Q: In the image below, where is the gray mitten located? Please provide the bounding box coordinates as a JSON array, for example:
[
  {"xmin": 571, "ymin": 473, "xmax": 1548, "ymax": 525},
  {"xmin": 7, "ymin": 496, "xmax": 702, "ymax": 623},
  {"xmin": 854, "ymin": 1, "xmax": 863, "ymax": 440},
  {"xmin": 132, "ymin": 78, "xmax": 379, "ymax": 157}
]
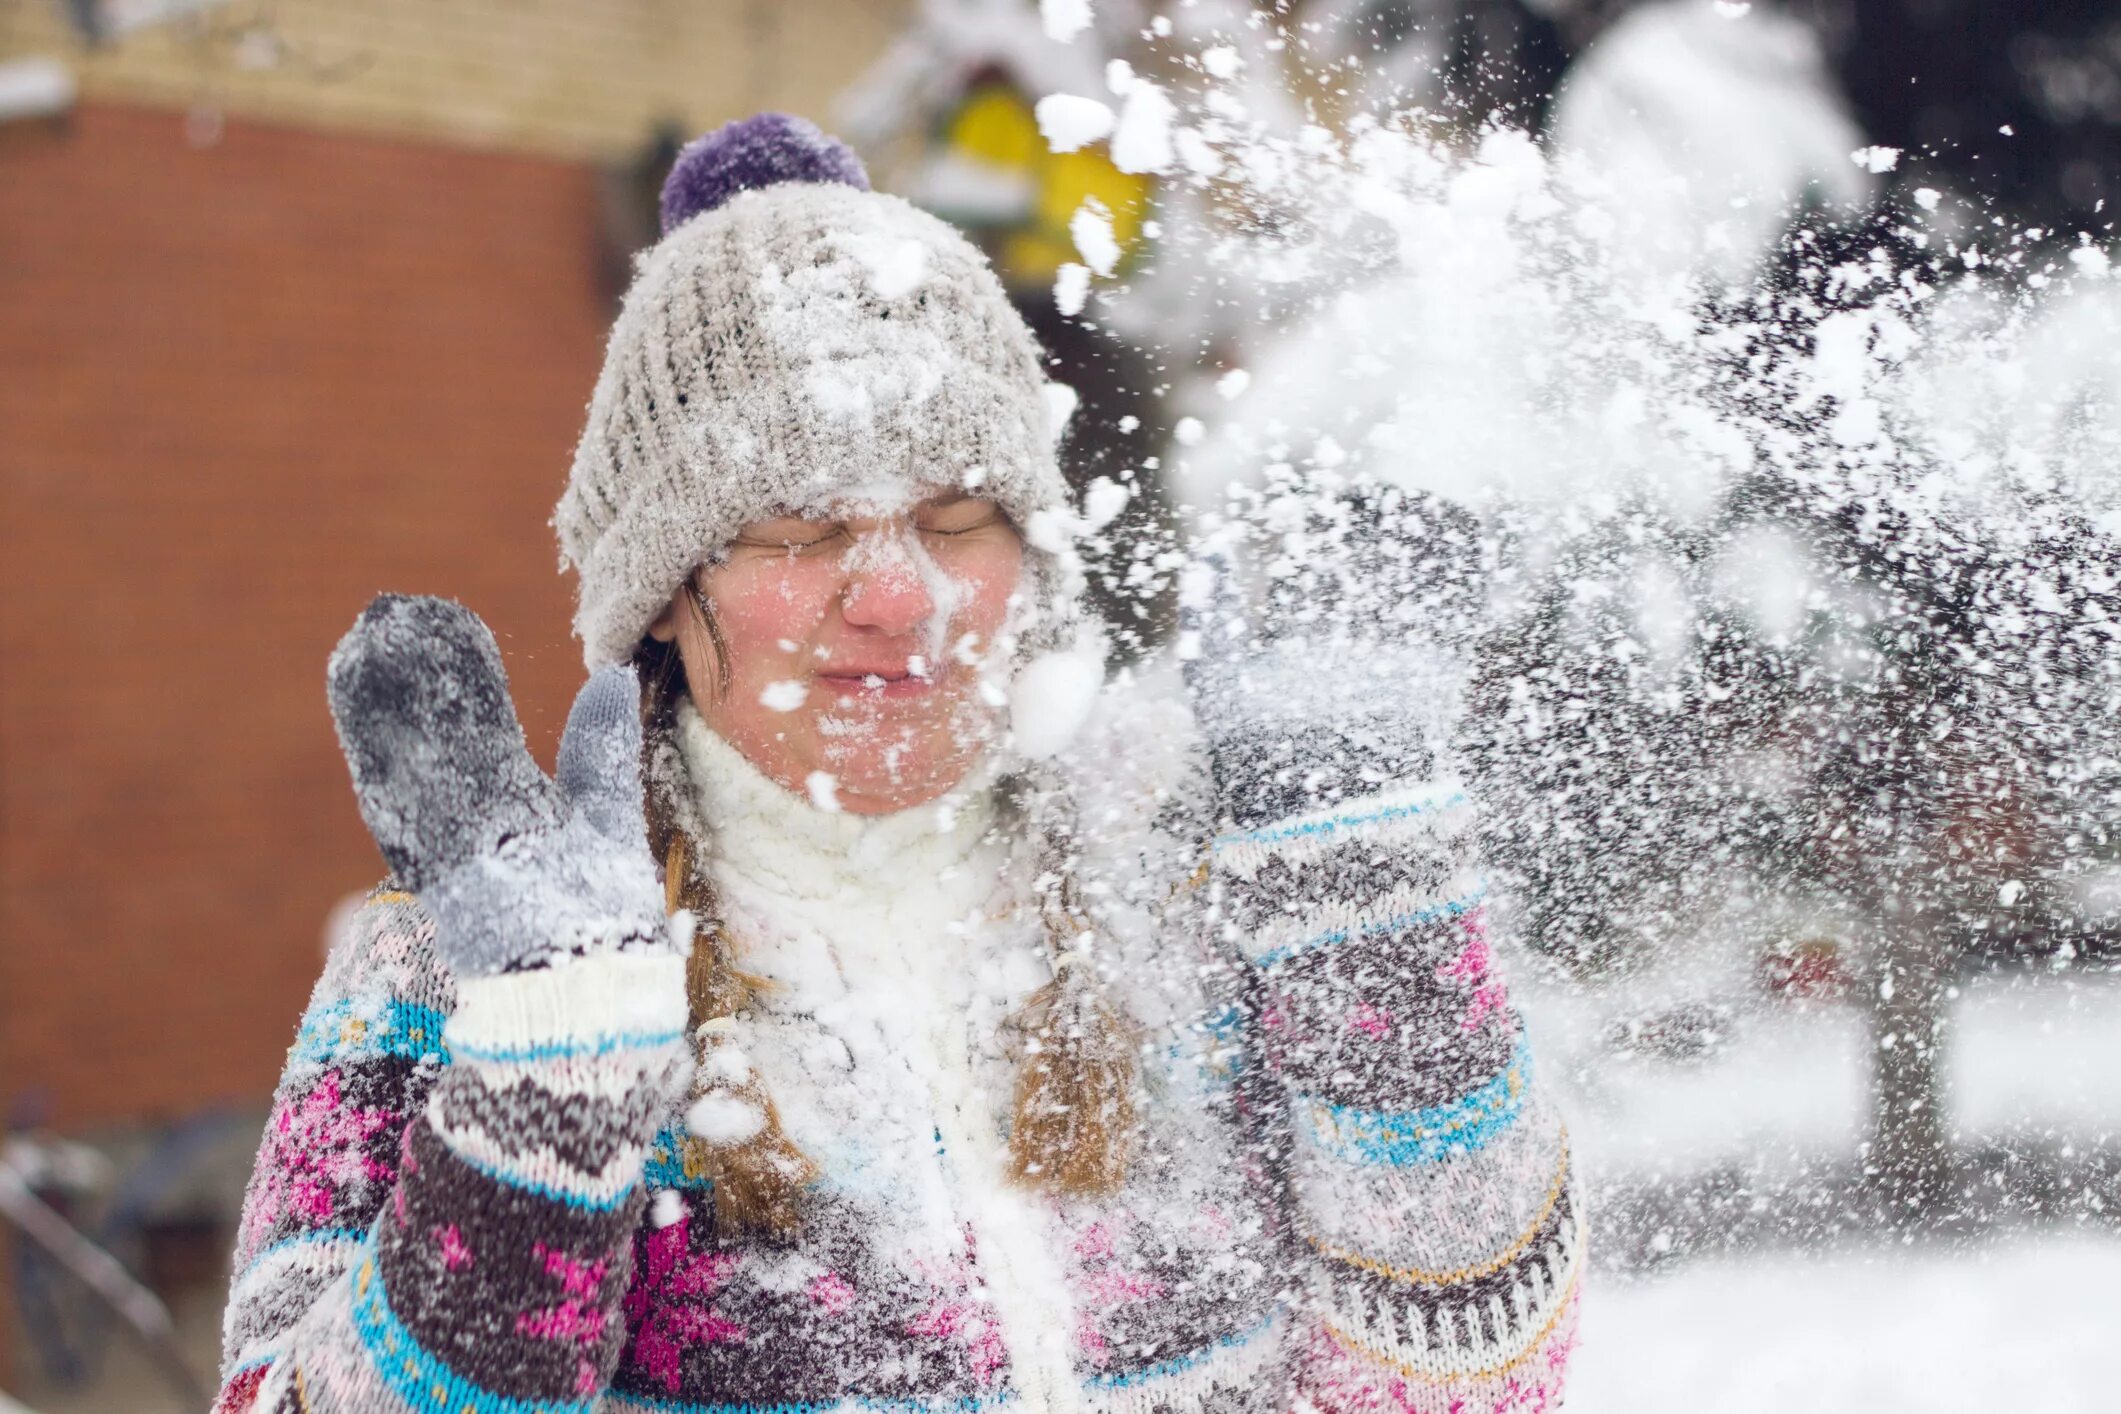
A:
[{"xmin": 326, "ymin": 594, "xmax": 672, "ymax": 977}]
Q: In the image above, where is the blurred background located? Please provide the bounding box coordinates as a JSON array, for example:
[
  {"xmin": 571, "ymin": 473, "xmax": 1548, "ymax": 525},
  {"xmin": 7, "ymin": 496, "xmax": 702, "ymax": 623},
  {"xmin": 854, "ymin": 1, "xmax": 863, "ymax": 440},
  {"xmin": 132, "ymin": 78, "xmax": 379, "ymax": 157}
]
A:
[{"xmin": 2, "ymin": 1, "xmax": 2117, "ymax": 1410}]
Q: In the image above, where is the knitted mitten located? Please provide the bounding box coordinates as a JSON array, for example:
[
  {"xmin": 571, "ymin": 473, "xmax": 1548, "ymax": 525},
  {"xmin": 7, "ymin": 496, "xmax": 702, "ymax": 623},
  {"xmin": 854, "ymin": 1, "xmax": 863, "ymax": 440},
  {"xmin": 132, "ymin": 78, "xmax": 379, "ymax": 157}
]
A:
[
  {"xmin": 225, "ymin": 594, "xmax": 693, "ymax": 1412},
  {"xmin": 1183, "ymin": 486, "xmax": 1457, "ymax": 830},
  {"xmin": 1185, "ymin": 491, "xmax": 1583, "ymax": 1411},
  {"xmin": 327, "ymin": 593, "xmax": 671, "ymax": 974}
]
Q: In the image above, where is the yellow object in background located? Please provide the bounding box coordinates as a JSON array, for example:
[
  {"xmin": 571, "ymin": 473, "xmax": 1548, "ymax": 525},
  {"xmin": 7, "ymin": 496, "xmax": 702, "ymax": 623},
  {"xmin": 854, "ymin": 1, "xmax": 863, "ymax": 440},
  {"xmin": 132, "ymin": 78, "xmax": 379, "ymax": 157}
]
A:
[{"xmin": 938, "ymin": 80, "xmax": 1155, "ymax": 291}]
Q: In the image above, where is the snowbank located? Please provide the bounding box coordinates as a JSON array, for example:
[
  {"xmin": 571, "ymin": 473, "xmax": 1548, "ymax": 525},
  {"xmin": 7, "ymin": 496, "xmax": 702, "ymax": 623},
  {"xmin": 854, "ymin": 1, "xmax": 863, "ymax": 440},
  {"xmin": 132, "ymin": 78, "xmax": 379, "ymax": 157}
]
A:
[{"xmin": 1569, "ymin": 1233, "xmax": 2121, "ymax": 1412}]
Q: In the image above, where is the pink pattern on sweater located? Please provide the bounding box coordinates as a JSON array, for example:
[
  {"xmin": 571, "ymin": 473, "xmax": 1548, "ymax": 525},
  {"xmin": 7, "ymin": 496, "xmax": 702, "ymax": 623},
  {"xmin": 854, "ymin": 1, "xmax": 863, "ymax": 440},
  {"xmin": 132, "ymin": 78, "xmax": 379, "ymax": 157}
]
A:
[
  {"xmin": 519, "ymin": 1243, "xmax": 613, "ymax": 1395},
  {"xmin": 905, "ymin": 1247, "xmax": 1009, "ymax": 1384},
  {"xmin": 432, "ymin": 1223, "xmax": 473, "ymax": 1271},
  {"xmin": 1071, "ymin": 1222, "xmax": 1169, "ymax": 1367},
  {"xmin": 1350, "ymin": 1001, "xmax": 1392, "ymax": 1039},
  {"xmin": 808, "ymin": 1271, "xmax": 856, "ymax": 1314},
  {"xmin": 1300, "ymin": 1284, "xmax": 1580, "ymax": 1414},
  {"xmin": 906, "ymin": 1298, "xmax": 1009, "ymax": 1382},
  {"xmin": 622, "ymin": 1215, "xmax": 748, "ymax": 1393},
  {"xmin": 237, "ymin": 1068, "xmax": 396, "ymax": 1255},
  {"xmin": 1436, "ymin": 914, "xmax": 1510, "ymax": 1034}
]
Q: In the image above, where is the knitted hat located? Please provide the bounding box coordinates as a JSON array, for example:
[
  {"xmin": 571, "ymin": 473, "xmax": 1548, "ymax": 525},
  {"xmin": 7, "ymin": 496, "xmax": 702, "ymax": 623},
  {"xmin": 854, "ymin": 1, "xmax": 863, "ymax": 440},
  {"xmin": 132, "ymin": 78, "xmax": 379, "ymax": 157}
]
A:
[{"xmin": 555, "ymin": 113, "xmax": 1076, "ymax": 669}]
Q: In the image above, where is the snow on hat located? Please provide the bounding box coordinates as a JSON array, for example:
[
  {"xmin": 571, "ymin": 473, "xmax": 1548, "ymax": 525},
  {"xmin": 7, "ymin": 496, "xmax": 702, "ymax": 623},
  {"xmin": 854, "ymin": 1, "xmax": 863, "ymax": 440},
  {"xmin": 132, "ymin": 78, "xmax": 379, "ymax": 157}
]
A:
[{"xmin": 555, "ymin": 112, "xmax": 1078, "ymax": 670}]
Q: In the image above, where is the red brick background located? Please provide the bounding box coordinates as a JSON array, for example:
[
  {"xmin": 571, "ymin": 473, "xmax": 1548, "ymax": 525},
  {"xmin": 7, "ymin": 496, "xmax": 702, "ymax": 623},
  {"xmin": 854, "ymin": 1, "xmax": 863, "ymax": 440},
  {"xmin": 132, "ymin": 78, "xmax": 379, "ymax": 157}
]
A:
[{"xmin": 0, "ymin": 104, "xmax": 609, "ymax": 1128}]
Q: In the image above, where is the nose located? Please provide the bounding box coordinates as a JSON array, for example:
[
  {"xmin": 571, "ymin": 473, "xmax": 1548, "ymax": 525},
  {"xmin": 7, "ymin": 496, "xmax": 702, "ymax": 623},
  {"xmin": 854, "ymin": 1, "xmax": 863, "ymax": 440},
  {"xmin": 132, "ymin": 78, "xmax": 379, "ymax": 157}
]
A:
[{"xmin": 841, "ymin": 554, "xmax": 935, "ymax": 636}]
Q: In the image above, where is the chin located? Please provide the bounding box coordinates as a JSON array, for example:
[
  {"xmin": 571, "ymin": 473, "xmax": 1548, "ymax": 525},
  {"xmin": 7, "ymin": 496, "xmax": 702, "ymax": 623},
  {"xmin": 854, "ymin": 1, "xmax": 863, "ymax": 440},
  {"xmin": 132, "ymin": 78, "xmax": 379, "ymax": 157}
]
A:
[{"xmin": 811, "ymin": 708, "xmax": 995, "ymax": 809}]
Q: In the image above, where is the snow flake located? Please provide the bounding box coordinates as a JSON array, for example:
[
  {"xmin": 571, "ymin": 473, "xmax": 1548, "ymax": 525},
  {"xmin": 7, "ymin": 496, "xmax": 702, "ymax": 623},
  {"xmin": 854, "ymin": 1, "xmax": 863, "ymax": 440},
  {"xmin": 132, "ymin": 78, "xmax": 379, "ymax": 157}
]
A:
[
  {"xmin": 1070, "ymin": 199, "xmax": 1121, "ymax": 276},
  {"xmin": 759, "ymin": 680, "xmax": 807, "ymax": 712},
  {"xmin": 1054, "ymin": 262, "xmax": 1092, "ymax": 317},
  {"xmin": 1111, "ymin": 80, "xmax": 1176, "ymax": 175},
  {"xmin": 1035, "ymin": 94, "xmax": 1115, "ymax": 153},
  {"xmin": 1039, "ymin": 0, "xmax": 1092, "ymax": 44}
]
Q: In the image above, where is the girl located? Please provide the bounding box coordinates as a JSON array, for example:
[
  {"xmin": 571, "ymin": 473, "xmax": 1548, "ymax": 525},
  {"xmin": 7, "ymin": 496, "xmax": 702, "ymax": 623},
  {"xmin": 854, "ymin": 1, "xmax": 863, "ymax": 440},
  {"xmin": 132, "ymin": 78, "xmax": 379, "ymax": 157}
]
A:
[{"xmin": 215, "ymin": 113, "xmax": 1581, "ymax": 1414}]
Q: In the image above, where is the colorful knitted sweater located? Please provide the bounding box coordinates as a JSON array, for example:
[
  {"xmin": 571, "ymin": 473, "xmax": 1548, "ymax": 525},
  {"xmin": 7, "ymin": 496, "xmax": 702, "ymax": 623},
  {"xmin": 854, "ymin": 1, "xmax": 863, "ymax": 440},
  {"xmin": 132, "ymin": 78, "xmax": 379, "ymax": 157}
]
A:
[{"xmin": 217, "ymin": 688, "xmax": 1582, "ymax": 1414}]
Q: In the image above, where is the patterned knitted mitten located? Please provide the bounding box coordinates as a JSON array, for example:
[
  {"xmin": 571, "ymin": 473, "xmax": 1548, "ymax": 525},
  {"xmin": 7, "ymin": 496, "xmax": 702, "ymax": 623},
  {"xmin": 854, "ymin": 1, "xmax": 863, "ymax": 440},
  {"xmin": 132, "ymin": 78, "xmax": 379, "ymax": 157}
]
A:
[{"xmin": 1183, "ymin": 483, "xmax": 1470, "ymax": 829}]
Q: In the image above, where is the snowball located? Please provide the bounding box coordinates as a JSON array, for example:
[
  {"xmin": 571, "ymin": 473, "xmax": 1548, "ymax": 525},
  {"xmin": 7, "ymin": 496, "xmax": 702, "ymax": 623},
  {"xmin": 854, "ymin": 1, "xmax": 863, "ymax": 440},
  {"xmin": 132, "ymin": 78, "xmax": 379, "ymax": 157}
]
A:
[
  {"xmin": 1173, "ymin": 416, "xmax": 1205, "ymax": 446},
  {"xmin": 1216, "ymin": 368, "xmax": 1251, "ymax": 400},
  {"xmin": 1009, "ymin": 641, "xmax": 1106, "ymax": 759},
  {"xmin": 1851, "ymin": 145, "xmax": 1900, "ymax": 174},
  {"xmin": 1054, "ymin": 261, "xmax": 1092, "ymax": 316},
  {"xmin": 1202, "ymin": 45, "xmax": 1242, "ymax": 79},
  {"xmin": 650, "ymin": 1188, "xmax": 685, "ymax": 1228},
  {"xmin": 1913, "ymin": 187, "xmax": 1942, "ymax": 210},
  {"xmin": 1035, "ymin": 94, "xmax": 1115, "ymax": 154},
  {"xmin": 1023, "ymin": 508, "xmax": 1076, "ymax": 555},
  {"xmin": 1105, "ymin": 59, "xmax": 1135, "ymax": 96},
  {"xmin": 1042, "ymin": 381, "xmax": 1080, "ymax": 440},
  {"xmin": 760, "ymin": 680, "xmax": 808, "ymax": 712},
  {"xmin": 1111, "ymin": 80, "xmax": 1176, "ymax": 175},
  {"xmin": 1070, "ymin": 199, "xmax": 1121, "ymax": 276},
  {"xmin": 805, "ymin": 771, "xmax": 841, "ymax": 812},
  {"xmin": 2069, "ymin": 245, "xmax": 2111, "ymax": 278},
  {"xmin": 1040, "ymin": 0, "xmax": 1092, "ymax": 43},
  {"xmin": 1, "ymin": 57, "xmax": 74, "ymax": 115},
  {"xmin": 1080, "ymin": 476, "xmax": 1128, "ymax": 531},
  {"xmin": 687, "ymin": 1094, "xmax": 766, "ymax": 1145}
]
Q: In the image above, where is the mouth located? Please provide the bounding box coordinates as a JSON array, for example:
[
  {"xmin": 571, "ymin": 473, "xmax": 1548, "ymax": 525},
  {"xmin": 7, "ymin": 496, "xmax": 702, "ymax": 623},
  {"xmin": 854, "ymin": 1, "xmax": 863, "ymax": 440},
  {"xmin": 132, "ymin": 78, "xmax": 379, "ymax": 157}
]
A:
[{"xmin": 813, "ymin": 665, "xmax": 938, "ymax": 700}]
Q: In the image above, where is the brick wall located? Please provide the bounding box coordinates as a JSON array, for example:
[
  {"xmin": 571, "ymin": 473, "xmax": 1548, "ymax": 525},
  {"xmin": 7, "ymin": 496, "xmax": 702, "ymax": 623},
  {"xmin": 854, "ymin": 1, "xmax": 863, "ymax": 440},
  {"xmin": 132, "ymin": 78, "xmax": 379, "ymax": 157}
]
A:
[
  {"xmin": 1, "ymin": 0, "xmax": 910, "ymax": 162},
  {"xmin": 0, "ymin": 103, "xmax": 611, "ymax": 1127}
]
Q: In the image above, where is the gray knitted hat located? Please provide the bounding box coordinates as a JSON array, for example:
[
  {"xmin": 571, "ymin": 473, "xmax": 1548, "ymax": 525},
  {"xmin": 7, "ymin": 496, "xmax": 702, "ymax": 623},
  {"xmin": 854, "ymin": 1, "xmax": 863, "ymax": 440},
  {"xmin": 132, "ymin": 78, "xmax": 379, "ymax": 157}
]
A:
[{"xmin": 555, "ymin": 113, "xmax": 1075, "ymax": 669}]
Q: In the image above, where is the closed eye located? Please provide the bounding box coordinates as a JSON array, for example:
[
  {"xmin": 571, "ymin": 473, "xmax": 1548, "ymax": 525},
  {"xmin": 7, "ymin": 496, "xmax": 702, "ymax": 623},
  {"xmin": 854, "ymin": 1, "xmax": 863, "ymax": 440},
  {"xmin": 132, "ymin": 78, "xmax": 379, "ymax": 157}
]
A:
[
  {"xmin": 914, "ymin": 501, "xmax": 1005, "ymax": 536},
  {"xmin": 736, "ymin": 519, "xmax": 848, "ymax": 553}
]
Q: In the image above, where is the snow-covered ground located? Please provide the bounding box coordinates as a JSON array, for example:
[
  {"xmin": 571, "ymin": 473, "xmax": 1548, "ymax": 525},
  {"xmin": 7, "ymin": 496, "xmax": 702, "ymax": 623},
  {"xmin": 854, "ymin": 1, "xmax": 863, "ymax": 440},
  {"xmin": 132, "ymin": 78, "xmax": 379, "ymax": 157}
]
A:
[
  {"xmin": 1568, "ymin": 1231, "xmax": 2121, "ymax": 1412},
  {"xmin": 1516, "ymin": 959, "xmax": 2121, "ymax": 1407}
]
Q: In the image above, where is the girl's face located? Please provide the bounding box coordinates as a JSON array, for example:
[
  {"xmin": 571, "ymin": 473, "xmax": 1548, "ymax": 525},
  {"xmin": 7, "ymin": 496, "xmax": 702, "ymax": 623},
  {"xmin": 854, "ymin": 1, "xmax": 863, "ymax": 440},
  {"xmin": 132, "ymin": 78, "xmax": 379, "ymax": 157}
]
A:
[{"xmin": 649, "ymin": 493, "xmax": 1025, "ymax": 815}]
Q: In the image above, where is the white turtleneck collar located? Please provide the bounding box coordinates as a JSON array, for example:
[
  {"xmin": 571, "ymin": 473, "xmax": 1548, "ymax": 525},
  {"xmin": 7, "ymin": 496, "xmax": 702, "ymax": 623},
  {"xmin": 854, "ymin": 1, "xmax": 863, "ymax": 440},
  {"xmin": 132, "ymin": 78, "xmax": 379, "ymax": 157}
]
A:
[{"xmin": 674, "ymin": 698, "xmax": 1002, "ymax": 889}]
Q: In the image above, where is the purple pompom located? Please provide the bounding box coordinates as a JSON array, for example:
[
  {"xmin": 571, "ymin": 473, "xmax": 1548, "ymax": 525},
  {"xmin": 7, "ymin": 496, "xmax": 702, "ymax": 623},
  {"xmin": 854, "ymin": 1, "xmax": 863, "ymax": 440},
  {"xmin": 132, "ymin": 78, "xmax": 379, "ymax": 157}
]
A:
[{"xmin": 659, "ymin": 112, "xmax": 871, "ymax": 235}]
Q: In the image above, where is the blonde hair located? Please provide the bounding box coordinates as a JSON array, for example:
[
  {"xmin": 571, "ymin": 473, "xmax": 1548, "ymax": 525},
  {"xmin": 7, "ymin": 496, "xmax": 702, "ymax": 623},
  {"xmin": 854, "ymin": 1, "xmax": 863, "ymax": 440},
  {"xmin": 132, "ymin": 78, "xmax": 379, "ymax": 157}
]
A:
[{"xmin": 633, "ymin": 625, "xmax": 1136, "ymax": 1238}]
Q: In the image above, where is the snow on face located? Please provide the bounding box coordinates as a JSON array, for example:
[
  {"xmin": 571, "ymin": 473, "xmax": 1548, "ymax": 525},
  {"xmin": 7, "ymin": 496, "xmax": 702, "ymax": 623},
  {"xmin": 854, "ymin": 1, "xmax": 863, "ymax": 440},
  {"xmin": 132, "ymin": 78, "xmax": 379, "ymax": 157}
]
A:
[
  {"xmin": 837, "ymin": 518, "xmax": 973, "ymax": 664},
  {"xmin": 684, "ymin": 494, "xmax": 1025, "ymax": 816}
]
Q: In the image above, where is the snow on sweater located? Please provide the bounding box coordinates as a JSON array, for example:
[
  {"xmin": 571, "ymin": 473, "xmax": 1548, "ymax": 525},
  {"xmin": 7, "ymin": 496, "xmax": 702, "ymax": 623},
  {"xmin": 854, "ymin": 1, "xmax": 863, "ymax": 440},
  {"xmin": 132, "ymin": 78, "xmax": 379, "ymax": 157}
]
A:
[{"xmin": 216, "ymin": 678, "xmax": 1582, "ymax": 1414}]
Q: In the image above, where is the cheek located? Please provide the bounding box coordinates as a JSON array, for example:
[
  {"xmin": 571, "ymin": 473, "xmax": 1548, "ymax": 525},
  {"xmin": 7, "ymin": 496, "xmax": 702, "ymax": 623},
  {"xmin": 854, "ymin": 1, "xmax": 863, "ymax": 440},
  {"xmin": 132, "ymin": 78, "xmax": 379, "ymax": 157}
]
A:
[
  {"xmin": 944, "ymin": 540, "xmax": 1025, "ymax": 639},
  {"xmin": 706, "ymin": 562, "xmax": 841, "ymax": 671}
]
